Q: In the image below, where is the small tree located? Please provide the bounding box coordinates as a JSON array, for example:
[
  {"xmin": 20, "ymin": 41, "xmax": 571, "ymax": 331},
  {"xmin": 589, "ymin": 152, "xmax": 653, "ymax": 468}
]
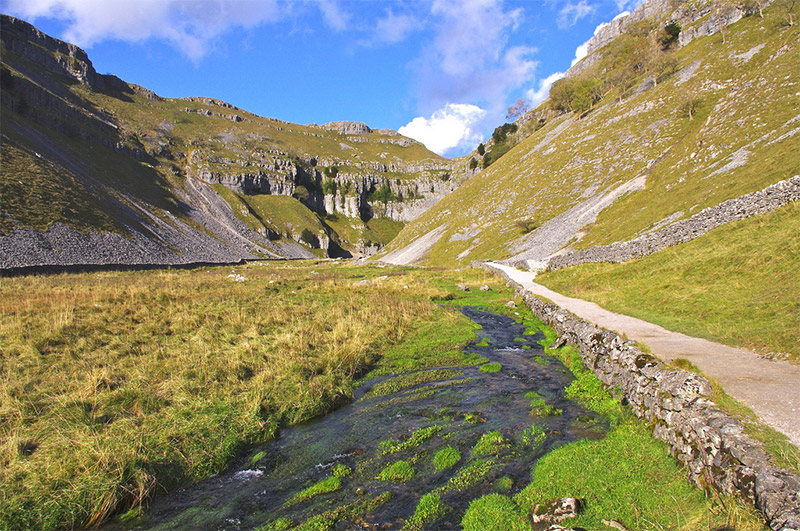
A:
[
  {"xmin": 477, "ymin": 143, "xmax": 485, "ymax": 156},
  {"xmin": 679, "ymin": 90, "xmax": 702, "ymax": 120},
  {"xmin": 469, "ymin": 157, "xmax": 478, "ymax": 170},
  {"xmin": 659, "ymin": 22, "xmax": 681, "ymax": 49},
  {"xmin": 506, "ymin": 98, "xmax": 530, "ymax": 121},
  {"xmin": 300, "ymin": 229, "xmax": 316, "ymax": 245}
]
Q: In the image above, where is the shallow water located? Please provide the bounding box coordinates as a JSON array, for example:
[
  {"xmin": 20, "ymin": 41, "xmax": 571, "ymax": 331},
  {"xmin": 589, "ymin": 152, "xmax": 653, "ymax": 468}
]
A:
[{"xmin": 120, "ymin": 307, "xmax": 607, "ymax": 530}]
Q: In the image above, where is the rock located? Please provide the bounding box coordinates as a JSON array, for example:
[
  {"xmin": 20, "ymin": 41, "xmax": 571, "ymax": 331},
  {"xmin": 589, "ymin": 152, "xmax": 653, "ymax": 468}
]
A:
[
  {"xmin": 353, "ymin": 279, "xmax": 372, "ymax": 286},
  {"xmin": 506, "ymin": 300, "xmax": 517, "ymax": 308},
  {"xmin": 479, "ymin": 285, "xmax": 491, "ymax": 291},
  {"xmin": 531, "ymin": 497, "xmax": 584, "ymax": 525},
  {"xmin": 457, "ymin": 284, "xmax": 470, "ymax": 292}
]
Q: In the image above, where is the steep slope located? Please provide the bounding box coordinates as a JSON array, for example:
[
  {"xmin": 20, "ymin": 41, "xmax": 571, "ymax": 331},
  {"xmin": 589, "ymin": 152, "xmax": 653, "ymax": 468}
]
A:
[
  {"xmin": 380, "ymin": 0, "xmax": 799, "ymax": 267},
  {"xmin": 0, "ymin": 15, "xmax": 457, "ymax": 269}
]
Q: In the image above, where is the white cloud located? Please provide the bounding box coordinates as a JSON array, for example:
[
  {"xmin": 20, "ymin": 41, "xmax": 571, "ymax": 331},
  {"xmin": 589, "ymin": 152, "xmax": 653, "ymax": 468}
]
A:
[
  {"xmin": 525, "ymin": 71, "xmax": 565, "ymax": 106},
  {"xmin": 399, "ymin": 103, "xmax": 487, "ymax": 156},
  {"xmin": 372, "ymin": 9, "xmax": 419, "ymax": 44},
  {"xmin": 415, "ymin": 0, "xmax": 537, "ymax": 120},
  {"xmin": 315, "ymin": 0, "xmax": 349, "ymax": 32},
  {"xmin": 3, "ymin": 0, "xmax": 282, "ymax": 60},
  {"xmin": 557, "ymin": 0, "xmax": 595, "ymax": 29}
]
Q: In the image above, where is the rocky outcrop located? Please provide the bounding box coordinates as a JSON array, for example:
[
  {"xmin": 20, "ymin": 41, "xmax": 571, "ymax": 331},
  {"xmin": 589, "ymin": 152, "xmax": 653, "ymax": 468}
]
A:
[
  {"xmin": 483, "ymin": 264, "xmax": 800, "ymax": 531},
  {"xmin": 546, "ymin": 176, "xmax": 800, "ymax": 271},
  {"xmin": 320, "ymin": 121, "xmax": 372, "ymax": 135},
  {"xmin": 568, "ymin": 0, "xmax": 765, "ymax": 77}
]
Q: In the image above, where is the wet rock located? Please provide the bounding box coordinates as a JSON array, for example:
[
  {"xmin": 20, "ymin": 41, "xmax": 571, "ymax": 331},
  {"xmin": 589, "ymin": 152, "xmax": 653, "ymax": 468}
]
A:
[{"xmin": 531, "ymin": 497, "xmax": 584, "ymax": 525}]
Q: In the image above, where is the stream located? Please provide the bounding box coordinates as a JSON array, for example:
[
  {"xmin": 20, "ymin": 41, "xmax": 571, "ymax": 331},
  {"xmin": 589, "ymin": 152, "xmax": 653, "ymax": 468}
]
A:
[{"xmin": 121, "ymin": 307, "xmax": 607, "ymax": 530}]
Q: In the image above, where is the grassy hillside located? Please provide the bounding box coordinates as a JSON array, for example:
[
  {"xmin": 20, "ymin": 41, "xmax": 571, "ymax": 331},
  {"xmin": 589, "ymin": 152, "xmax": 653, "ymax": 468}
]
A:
[
  {"xmin": 0, "ymin": 15, "xmax": 449, "ymax": 259},
  {"xmin": 381, "ymin": 6, "xmax": 799, "ymax": 266},
  {"xmin": 536, "ymin": 201, "xmax": 800, "ymax": 361}
]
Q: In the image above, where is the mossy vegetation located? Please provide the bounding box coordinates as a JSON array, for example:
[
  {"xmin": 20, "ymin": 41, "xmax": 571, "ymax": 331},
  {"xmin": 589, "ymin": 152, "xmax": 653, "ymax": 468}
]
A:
[
  {"xmin": 479, "ymin": 362, "xmax": 502, "ymax": 373},
  {"xmin": 288, "ymin": 476, "xmax": 342, "ymax": 505},
  {"xmin": 377, "ymin": 460, "xmax": 415, "ymax": 482},
  {"xmin": 403, "ymin": 492, "xmax": 449, "ymax": 531},
  {"xmin": 462, "ymin": 493, "xmax": 528, "ymax": 531},
  {"xmin": 472, "ymin": 431, "xmax": 510, "ymax": 457},
  {"xmin": 433, "ymin": 446, "xmax": 461, "ymax": 472}
]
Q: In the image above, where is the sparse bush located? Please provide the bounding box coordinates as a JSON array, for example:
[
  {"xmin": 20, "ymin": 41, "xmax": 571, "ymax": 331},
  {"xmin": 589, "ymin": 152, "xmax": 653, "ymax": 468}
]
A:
[
  {"xmin": 660, "ymin": 22, "xmax": 682, "ymax": 49},
  {"xmin": 477, "ymin": 143, "xmax": 485, "ymax": 155},
  {"xmin": 469, "ymin": 157, "xmax": 478, "ymax": 170},
  {"xmin": 300, "ymin": 228, "xmax": 316, "ymax": 245}
]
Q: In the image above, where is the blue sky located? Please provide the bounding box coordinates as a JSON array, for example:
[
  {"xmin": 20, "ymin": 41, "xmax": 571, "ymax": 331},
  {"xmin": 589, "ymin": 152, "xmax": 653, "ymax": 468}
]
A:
[{"xmin": 2, "ymin": 0, "xmax": 641, "ymax": 157}]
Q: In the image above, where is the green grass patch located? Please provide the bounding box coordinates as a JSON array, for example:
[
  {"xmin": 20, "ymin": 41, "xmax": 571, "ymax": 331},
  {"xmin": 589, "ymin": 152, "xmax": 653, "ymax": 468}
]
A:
[
  {"xmin": 479, "ymin": 362, "xmax": 502, "ymax": 373},
  {"xmin": 380, "ymin": 425, "xmax": 443, "ymax": 455},
  {"xmin": 433, "ymin": 446, "xmax": 461, "ymax": 472},
  {"xmin": 288, "ymin": 476, "xmax": 342, "ymax": 505},
  {"xmin": 462, "ymin": 493, "xmax": 528, "ymax": 531},
  {"xmin": 377, "ymin": 460, "xmax": 414, "ymax": 482},
  {"xmin": 367, "ymin": 370, "xmax": 463, "ymax": 398},
  {"xmin": 472, "ymin": 431, "xmax": 510, "ymax": 457},
  {"xmin": 537, "ymin": 202, "xmax": 800, "ymax": 361},
  {"xmin": 402, "ymin": 492, "xmax": 449, "ymax": 531}
]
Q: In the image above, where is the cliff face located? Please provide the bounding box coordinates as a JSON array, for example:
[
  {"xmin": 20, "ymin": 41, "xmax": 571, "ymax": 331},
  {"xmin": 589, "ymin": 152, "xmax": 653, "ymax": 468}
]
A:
[
  {"xmin": 0, "ymin": 15, "xmax": 459, "ymax": 268},
  {"xmin": 380, "ymin": 0, "xmax": 799, "ymax": 267}
]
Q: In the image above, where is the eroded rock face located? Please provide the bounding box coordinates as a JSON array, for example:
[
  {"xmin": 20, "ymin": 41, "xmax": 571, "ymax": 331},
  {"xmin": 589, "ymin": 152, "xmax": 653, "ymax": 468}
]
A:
[
  {"xmin": 320, "ymin": 121, "xmax": 373, "ymax": 135},
  {"xmin": 484, "ymin": 264, "xmax": 800, "ymax": 531}
]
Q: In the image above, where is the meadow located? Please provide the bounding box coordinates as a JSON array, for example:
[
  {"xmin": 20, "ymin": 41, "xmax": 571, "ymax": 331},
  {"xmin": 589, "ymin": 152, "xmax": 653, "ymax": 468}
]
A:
[{"xmin": 0, "ymin": 261, "xmax": 768, "ymax": 530}]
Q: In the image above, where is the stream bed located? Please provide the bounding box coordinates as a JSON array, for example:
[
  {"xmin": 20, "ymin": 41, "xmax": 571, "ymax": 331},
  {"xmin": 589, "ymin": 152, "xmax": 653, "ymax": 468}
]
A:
[{"xmin": 121, "ymin": 307, "xmax": 607, "ymax": 530}]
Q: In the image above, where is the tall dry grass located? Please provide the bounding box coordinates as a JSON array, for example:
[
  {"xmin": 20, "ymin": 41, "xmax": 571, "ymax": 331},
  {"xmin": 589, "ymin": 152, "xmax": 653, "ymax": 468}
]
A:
[{"xmin": 0, "ymin": 261, "xmax": 479, "ymax": 530}]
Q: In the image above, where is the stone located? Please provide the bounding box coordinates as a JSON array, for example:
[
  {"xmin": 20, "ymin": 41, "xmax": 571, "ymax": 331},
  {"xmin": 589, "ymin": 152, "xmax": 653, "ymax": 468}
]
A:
[
  {"xmin": 479, "ymin": 285, "xmax": 491, "ymax": 291},
  {"xmin": 352, "ymin": 279, "xmax": 372, "ymax": 286},
  {"xmin": 506, "ymin": 300, "xmax": 517, "ymax": 308},
  {"xmin": 457, "ymin": 284, "xmax": 470, "ymax": 292},
  {"xmin": 531, "ymin": 497, "xmax": 584, "ymax": 524}
]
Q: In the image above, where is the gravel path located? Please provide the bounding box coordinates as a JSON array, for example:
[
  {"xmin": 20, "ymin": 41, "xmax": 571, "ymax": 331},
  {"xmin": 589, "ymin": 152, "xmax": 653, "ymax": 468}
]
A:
[{"xmin": 488, "ymin": 262, "xmax": 800, "ymax": 448}]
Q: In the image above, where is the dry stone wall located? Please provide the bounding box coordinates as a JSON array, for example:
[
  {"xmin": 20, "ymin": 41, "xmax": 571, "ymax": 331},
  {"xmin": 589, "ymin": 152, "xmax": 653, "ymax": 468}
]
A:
[
  {"xmin": 481, "ymin": 264, "xmax": 800, "ymax": 530},
  {"xmin": 547, "ymin": 176, "xmax": 800, "ymax": 271}
]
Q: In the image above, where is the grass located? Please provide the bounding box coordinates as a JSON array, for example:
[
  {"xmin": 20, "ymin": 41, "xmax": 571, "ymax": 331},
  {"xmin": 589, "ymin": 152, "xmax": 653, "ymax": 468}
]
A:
[
  {"xmin": 377, "ymin": 460, "xmax": 414, "ymax": 482},
  {"xmin": 472, "ymin": 431, "xmax": 511, "ymax": 457},
  {"xmin": 379, "ymin": 7, "xmax": 800, "ymax": 266},
  {"xmin": 479, "ymin": 362, "xmax": 502, "ymax": 373},
  {"xmin": 433, "ymin": 446, "xmax": 461, "ymax": 472},
  {"xmin": 379, "ymin": 425, "xmax": 444, "ymax": 455},
  {"xmin": 287, "ymin": 476, "xmax": 342, "ymax": 505},
  {"xmin": 0, "ymin": 262, "xmax": 501, "ymax": 530},
  {"xmin": 536, "ymin": 202, "xmax": 800, "ymax": 361},
  {"xmin": 403, "ymin": 492, "xmax": 449, "ymax": 531}
]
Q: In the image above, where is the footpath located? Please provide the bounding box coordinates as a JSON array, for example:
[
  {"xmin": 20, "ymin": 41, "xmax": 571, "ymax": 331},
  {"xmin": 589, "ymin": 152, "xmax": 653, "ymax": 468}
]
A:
[{"xmin": 487, "ymin": 262, "xmax": 800, "ymax": 448}]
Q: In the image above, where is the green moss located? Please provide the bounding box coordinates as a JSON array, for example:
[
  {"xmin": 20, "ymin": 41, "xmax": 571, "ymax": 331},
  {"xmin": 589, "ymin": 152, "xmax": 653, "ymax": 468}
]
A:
[
  {"xmin": 329, "ymin": 464, "xmax": 352, "ymax": 478},
  {"xmin": 288, "ymin": 476, "xmax": 342, "ymax": 505},
  {"xmin": 464, "ymin": 412, "xmax": 486, "ymax": 424},
  {"xmin": 380, "ymin": 425, "xmax": 443, "ymax": 455},
  {"xmin": 461, "ymin": 494, "xmax": 528, "ymax": 531},
  {"xmin": 494, "ymin": 475, "xmax": 514, "ymax": 492},
  {"xmin": 377, "ymin": 460, "xmax": 414, "ymax": 482},
  {"xmin": 250, "ymin": 451, "xmax": 267, "ymax": 465},
  {"xmin": 472, "ymin": 431, "xmax": 510, "ymax": 457},
  {"xmin": 258, "ymin": 517, "xmax": 293, "ymax": 531},
  {"xmin": 521, "ymin": 424, "xmax": 546, "ymax": 448},
  {"xmin": 439, "ymin": 459, "xmax": 494, "ymax": 494},
  {"xmin": 475, "ymin": 338, "xmax": 490, "ymax": 347},
  {"xmin": 367, "ymin": 370, "xmax": 463, "ymax": 397},
  {"xmin": 403, "ymin": 492, "xmax": 449, "ymax": 531},
  {"xmin": 479, "ymin": 362, "xmax": 502, "ymax": 373},
  {"xmin": 433, "ymin": 446, "xmax": 461, "ymax": 472},
  {"xmin": 532, "ymin": 356, "xmax": 550, "ymax": 366}
]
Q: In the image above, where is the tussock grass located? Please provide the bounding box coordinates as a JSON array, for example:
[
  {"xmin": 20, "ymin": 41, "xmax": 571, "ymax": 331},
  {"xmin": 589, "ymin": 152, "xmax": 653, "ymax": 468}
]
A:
[{"xmin": 0, "ymin": 261, "xmax": 487, "ymax": 530}]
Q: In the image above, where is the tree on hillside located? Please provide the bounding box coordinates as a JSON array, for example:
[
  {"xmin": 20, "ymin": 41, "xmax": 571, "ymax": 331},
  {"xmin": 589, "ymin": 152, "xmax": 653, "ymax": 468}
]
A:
[
  {"xmin": 775, "ymin": 0, "xmax": 798, "ymax": 25},
  {"xmin": 659, "ymin": 22, "xmax": 682, "ymax": 49},
  {"xmin": 679, "ymin": 90, "xmax": 702, "ymax": 120},
  {"xmin": 506, "ymin": 98, "xmax": 531, "ymax": 121}
]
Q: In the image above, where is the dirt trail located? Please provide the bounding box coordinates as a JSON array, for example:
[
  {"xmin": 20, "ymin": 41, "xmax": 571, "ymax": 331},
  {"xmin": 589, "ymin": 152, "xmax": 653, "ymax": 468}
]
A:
[{"xmin": 488, "ymin": 262, "xmax": 800, "ymax": 448}]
